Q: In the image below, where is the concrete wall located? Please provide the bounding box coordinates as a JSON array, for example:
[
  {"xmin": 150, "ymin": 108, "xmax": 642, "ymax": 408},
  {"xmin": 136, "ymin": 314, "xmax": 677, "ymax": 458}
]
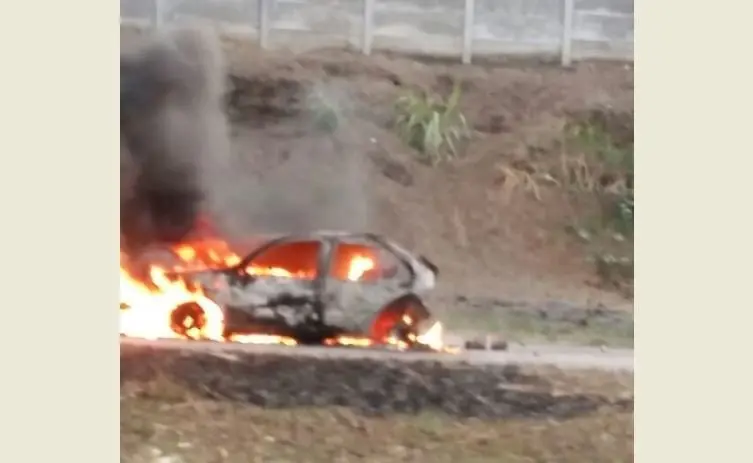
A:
[{"xmin": 121, "ymin": 0, "xmax": 633, "ymax": 61}]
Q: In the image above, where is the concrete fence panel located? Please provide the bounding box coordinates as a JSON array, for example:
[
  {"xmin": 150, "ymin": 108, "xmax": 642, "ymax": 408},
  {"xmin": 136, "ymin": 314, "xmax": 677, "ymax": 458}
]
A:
[{"xmin": 120, "ymin": 0, "xmax": 633, "ymax": 63}]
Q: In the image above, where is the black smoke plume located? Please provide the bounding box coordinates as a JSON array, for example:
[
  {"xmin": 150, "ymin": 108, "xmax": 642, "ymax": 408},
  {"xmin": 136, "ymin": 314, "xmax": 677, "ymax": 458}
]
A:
[{"xmin": 120, "ymin": 27, "xmax": 229, "ymax": 254}]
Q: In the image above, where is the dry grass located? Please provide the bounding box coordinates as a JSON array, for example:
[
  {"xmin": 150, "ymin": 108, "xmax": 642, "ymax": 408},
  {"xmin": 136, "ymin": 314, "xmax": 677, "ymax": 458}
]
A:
[
  {"xmin": 121, "ymin": 367, "xmax": 633, "ymax": 463},
  {"xmin": 430, "ymin": 297, "xmax": 634, "ymax": 348}
]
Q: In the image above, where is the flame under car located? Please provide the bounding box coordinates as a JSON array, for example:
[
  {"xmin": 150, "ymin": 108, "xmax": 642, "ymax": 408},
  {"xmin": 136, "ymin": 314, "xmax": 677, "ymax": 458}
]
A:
[{"xmin": 120, "ymin": 232, "xmax": 441, "ymax": 349}]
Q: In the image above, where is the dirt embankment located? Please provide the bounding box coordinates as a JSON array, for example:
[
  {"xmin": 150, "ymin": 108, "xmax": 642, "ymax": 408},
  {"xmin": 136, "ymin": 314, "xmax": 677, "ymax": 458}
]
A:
[{"xmin": 122, "ymin": 27, "xmax": 634, "ymax": 337}]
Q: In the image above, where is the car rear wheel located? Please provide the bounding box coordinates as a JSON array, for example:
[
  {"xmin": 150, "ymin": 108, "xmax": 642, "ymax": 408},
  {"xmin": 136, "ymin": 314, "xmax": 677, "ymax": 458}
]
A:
[{"xmin": 369, "ymin": 294, "xmax": 432, "ymax": 346}]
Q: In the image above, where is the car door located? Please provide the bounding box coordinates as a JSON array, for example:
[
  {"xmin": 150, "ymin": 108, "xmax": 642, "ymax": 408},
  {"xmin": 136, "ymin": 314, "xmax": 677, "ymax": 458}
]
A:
[
  {"xmin": 322, "ymin": 236, "xmax": 415, "ymax": 333},
  {"xmin": 221, "ymin": 237, "xmax": 324, "ymax": 312}
]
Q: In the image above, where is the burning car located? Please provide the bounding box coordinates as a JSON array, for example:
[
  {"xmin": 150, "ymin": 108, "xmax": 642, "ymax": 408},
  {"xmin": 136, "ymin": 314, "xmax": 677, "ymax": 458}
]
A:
[
  {"xmin": 119, "ymin": 30, "xmax": 445, "ymax": 351},
  {"xmin": 120, "ymin": 231, "xmax": 444, "ymax": 350}
]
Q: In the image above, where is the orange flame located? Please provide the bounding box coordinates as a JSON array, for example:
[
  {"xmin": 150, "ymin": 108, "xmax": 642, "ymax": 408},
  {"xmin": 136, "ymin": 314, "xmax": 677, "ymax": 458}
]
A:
[
  {"xmin": 119, "ymin": 265, "xmax": 225, "ymax": 341},
  {"xmin": 120, "ymin": 240, "xmax": 377, "ymax": 342},
  {"xmin": 347, "ymin": 254, "xmax": 375, "ymax": 281},
  {"xmin": 119, "ymin": 238, "xmax": 448, "ymax": 351}
]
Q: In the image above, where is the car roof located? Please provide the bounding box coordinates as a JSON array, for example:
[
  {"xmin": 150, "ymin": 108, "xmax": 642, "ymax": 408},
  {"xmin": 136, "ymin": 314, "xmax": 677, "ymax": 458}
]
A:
[{"xmin": 214, "ymin": 231, "xmax": 392, "ymax": 254}]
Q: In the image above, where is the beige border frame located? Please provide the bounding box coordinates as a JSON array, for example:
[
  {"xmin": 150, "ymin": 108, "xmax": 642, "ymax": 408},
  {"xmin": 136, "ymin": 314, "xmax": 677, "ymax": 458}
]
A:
[
  {"xmin": 635, "ymin": 0, "xmax": 753, "ymax": 460},
  {"xmin": 3, "ymin": 0, "xmax": 748, "ymax": 459},
  {"xmin": 0, "ymin": 1, "xmax": 119, "ymax": 461}
]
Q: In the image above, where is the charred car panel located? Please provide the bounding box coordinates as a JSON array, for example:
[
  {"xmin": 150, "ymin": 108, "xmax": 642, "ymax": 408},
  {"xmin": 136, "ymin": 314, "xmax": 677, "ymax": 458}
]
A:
[{"xmin": 177, "ymin": 232, "xmax": 439, "ymax": 345}]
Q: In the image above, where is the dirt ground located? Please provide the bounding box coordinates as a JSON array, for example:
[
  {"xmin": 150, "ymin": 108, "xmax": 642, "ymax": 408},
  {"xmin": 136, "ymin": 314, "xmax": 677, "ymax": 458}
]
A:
[
  {"xmin": 121, "ymin": 26, "xmax": 634, "ymax": 345},
  {"xmin": 121, "ymin": 359, "xmax": 633, "ymax": 463},
  {"xmin": 123, "ymin": 405, "xmax": 633, "ymax": 463}
]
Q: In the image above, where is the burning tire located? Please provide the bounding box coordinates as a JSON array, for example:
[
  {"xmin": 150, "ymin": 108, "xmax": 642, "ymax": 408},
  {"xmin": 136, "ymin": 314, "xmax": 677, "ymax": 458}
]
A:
[
  {"xmin": 169, "ymin": 301, "xmax": 208, "ymax": 340},
  {"xmin": 369, "ymin": 294, "xmax": 433, "ymax": 347}
]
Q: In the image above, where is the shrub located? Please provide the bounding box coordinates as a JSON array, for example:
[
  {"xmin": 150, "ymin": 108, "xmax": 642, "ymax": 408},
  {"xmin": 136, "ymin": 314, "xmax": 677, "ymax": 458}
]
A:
[
  {"xmin": 306, "ymin": 89, "xmax": 342, "ymax": 134},
  {"xmin": 594, "ymin": 253, "xmax": 634, "ymax": 299},
  {"xmin": 564, "ymin": 117, "xmax": 634, "ymax": 236},
  {"xmin": 563, "ymin": 114, "xmax": 634, "ymax": 298},
  {"xmin": 394, "ymin": 83, "xmax": 471, "ymax": 165}
]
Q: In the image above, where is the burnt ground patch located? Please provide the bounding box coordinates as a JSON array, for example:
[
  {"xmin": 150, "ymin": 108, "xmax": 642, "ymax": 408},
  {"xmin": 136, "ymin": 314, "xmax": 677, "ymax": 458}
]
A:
[{"xmin": 121, "ymin": 344, "xmax": 632, "ymax": 420}]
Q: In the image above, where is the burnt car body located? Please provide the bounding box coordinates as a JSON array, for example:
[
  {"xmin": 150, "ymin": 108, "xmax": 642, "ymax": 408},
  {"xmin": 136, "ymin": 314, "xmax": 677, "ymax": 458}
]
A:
[{"xmin": 169, "ymin": 231, "xmax": 440, "ymax": 346}]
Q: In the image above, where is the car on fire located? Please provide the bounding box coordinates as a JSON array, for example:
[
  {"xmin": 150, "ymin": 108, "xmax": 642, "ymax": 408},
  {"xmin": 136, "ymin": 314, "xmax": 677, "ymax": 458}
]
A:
[{"xmin": 157, "ymin": 231, "xmax": 441, "ymax": 348}]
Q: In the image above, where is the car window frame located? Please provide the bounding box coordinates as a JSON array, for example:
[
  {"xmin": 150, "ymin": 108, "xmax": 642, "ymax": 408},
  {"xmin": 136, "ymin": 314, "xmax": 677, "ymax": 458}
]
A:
[
  {"xmin": 231, "ymin": 236, "xmax": 327, "ymax": 283},
  {"xmin": 326, "ymin": 236, "xmax": 414, "ymax": 287}
]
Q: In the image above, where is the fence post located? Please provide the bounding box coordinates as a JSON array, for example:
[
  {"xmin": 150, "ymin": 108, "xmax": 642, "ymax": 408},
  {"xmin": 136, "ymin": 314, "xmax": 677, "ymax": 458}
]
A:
[
  {"xmin": 362, "ymin": 0, "xmax": 375, "ymax": 55},
  {"xmin": 258, "ymin": 0, "xmax": 271, "ymax": 49},
  {"xmin": 560, "ymin": 0, "xmax": 575, "ymax": 66},
  {"xmin": 153, "ymin": 0, "xmax": 166, "ymax": 29},
  {"xmin": 462, "ymin": 0, "xmax": 475, "ymax": 64}
]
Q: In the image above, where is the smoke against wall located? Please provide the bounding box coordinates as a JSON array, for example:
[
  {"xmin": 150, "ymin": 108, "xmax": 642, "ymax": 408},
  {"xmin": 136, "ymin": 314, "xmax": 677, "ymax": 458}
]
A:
[
  {"xmin": 120, "ymin": 27, "xmax": 374, "ymax": 251},
  {"xmin": 120, "ymin": 26, "xmax": 230, "ymax": 252}
]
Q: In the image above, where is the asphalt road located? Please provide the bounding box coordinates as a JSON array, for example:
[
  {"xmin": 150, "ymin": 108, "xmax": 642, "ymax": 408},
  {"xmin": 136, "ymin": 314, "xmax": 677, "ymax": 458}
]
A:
[{"xmin": 119, "ymin": 337, "xmax": 634, "ymax": 372}]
